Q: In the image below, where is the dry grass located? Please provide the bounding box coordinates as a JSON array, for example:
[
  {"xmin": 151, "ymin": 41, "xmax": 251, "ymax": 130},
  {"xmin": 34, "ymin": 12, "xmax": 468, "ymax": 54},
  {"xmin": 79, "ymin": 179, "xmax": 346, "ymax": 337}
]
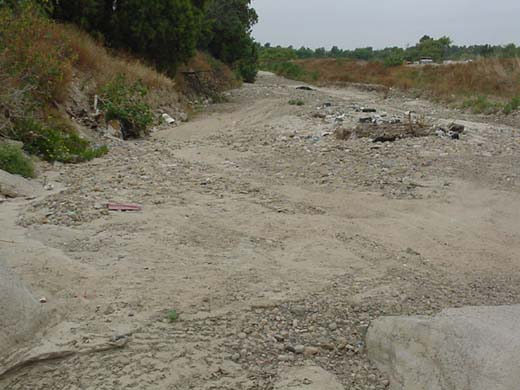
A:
[
  {"xmin": 293, "ymin": 58, "xmax": 520, "ymax": 101},
  {"xmin": 64, "ymin": 25, "xmax": 175, "ymax": 91}
]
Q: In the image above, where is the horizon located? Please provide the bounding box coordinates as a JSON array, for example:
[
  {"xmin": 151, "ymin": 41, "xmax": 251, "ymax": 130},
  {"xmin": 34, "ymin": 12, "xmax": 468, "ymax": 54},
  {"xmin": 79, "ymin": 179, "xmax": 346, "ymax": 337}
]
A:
[{"xmin": 251, "ymin": 0, "xmax": 520, "ymax": 50}]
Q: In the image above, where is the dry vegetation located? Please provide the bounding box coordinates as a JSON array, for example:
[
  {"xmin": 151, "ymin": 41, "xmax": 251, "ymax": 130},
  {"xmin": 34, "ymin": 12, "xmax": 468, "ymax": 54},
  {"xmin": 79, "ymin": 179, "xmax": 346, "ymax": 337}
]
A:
[{"xmin": 267, "ymin": 58, "xmax": 520, "ymax": 112}]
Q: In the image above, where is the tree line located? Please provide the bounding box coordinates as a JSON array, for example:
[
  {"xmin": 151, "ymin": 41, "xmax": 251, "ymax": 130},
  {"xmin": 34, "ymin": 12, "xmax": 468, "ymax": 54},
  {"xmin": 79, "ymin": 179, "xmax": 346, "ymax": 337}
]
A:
[
  {"xmin": 259, "ymin": 35, "xmax": 520, "ymax": 66},
  {"xmin": 1, "ymin": 0, "xmax": 259, "ymax": 81}
]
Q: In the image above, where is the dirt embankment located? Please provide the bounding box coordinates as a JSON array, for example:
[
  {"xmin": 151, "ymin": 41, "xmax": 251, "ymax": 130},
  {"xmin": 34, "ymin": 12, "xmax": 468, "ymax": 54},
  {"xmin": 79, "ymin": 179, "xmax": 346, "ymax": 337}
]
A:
[{"xmin": 1, "ymin": 72, "xmax": 520, "ymax": 389}]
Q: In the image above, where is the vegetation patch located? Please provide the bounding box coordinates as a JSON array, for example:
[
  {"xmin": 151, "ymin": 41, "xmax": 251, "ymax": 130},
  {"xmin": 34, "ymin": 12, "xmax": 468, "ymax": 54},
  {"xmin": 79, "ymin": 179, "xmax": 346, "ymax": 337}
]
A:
[
  {"xmin": 0, "ymin": 142, "xmax": 35, "ymax": 178},
  {"xmin": 262, "ymin": 61, "xmax": 319, "ymax": 83},
  {"xmin": 289, "ymin": 99, "xmax": 305, "ymax": 106},
  {"xmin": 12, "ymin": 119, "xmax": 107, "ymax": 163},
  {"xmin": 99, "ymin": 75, "xmax": 154, "ymax": 139}
]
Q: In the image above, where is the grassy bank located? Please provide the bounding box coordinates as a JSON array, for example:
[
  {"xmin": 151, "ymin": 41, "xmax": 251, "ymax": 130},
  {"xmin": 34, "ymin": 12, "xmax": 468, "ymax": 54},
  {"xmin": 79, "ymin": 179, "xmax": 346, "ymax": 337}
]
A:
[
  {"xmin": 0, "ymin": 5, "xmax": 238, "ymax": 176},
  {"xmin": 262, "ymin": 58, "xmax": 520, "ymax": 114}
]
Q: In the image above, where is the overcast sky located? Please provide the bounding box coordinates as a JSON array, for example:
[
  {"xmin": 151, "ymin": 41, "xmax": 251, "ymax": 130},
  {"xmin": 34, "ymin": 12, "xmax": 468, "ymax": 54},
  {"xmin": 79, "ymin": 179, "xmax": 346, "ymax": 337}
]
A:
[{"xmin": 251, "ymin": 0, "xmax": 520, "ymax": 49}]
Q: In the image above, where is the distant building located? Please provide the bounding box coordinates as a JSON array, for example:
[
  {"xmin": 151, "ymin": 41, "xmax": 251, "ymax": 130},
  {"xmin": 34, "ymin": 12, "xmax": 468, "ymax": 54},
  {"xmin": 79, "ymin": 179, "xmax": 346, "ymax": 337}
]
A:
[{"xmin": 419, "ymin": 57, "xmax": 434, "ymax": 65}]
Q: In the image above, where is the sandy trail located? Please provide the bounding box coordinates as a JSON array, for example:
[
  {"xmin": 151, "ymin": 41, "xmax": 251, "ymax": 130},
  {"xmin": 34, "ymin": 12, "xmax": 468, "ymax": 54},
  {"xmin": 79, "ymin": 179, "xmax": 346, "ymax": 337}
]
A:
[{"xmin": 1, "ymin": 72, "xmax": 520, "ymax": 389}]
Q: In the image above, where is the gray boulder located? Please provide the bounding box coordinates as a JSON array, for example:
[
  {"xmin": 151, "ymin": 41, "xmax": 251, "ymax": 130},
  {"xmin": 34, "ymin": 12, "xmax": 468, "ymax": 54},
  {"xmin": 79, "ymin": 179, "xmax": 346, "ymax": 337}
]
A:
[
  {"xmin": 0, "ymin": 263, "xmax": 49, "ymax": 363},
  {"xmin": 0, "ymin": 169, "xmax": 41, "ymax": 198},
  {"xmin": 367, "ymin": 305, "xmax": 520, "ymax": 390}
]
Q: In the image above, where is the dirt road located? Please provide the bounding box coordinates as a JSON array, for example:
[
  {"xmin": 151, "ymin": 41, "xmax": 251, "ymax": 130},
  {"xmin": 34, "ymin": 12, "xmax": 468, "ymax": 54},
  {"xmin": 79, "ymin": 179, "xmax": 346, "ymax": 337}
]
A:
[{"xmin": 1, "ymin": 72, "xmax": 520, "ymax": 389}]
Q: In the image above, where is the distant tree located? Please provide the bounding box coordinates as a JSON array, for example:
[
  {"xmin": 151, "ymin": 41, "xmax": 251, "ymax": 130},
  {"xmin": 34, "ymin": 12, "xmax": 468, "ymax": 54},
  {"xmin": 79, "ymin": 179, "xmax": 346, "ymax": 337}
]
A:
[
  {"xmin": 203, "ymin": 0, "xmax": 259, "ymax": 81},
  {"xmin": 330, "ymin": 45, "xmax": 341, "ymax": 57}
]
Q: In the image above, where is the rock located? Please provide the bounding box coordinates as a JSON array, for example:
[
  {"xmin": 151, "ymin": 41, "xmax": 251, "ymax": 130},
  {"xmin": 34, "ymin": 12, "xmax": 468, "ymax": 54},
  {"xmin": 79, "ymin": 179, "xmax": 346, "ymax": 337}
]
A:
[
  {"xmin": 0, "ymin": 263, "xmax": 49, "ymax": 361},
  {"xmin": 328, "ymin": 322, "xmax": 338, "ymax": 331},
  {"xmin": 278, "ymin": 354, "xmax": 292, "ymax": 362},
  {"xmin": 362, "ymin": 108, "xmax": 377, "ymax": 113},
  {"xmin": 367, "ymin": 305, "xmax": 520, "ymax": 390},
  {"xmin": 274, "ymin": 365, "xmax": 344, "ymax": 390},
  {"xmin": 106, "ymin": 120, "xmax": 123, "ymax": 139},
  {"xmin": 296, "ymin": 86, "xmax": 313, "ymax": 91},
  {"xmin": 0, "ymin": 169, "xmax": 42, "ymax": 198},
  {"xmin": 303, "ymin": 346, "xmax": 319, "ymax": 357},
  {"xmin": 335, "ymin": 128, "xmax": 352, "ymax": 141},
  {"xmin": 274, "ymin": 334, "xmax": 285, "ymax": 342},
  {"xmin": 294, "ymin": 345, "xmax": 305, "ymax": 354}
]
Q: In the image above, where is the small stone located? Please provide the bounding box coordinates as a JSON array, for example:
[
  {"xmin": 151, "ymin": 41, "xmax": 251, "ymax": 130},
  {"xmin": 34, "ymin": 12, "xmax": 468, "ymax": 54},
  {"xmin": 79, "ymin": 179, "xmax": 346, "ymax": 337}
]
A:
[
  {"xmin": 278, "ymin": 354, "xmax": 291, "ymax": 362},
  {"xmin": 231, "ymin": 353, "xmax": 240, "ymax": 362},
  {"xmin": 320, "ymin": 342, "xmax": 335, "ymax": 351},
  {"xmin": 274, "ymin": 334, "xmax": 285, "ymax": 342},
  {"xmin": 329, "ymin": 322, "xmax": 338, "ymax": 331},
  {"xmin": 294, "ymin": 345, "xmax": 305, "ymax": 354},
  {"xmin": 39, "ymin": 297, "xmax": 47, "ymax": 304},
  {"xmin": 304, "ymin": 347, "xmax": 319, "ymax": 357},
  {"xmin": 238, "ymin": 332, "xmax": 247, "ymax": 339}
]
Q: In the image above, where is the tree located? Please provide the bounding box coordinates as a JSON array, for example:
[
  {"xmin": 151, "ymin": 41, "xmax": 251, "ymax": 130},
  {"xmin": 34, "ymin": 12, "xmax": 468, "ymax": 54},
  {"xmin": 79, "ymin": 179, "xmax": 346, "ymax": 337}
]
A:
[
  {"xmin": 49, "ymin": 0, "xmax": 205, "ymax": 72},
  {"xmin": 109, "ymin": 0, "xmax": 204, "ymax": 71},
  {"xmin": 203, "ymin": 0, "xmax": 259, "ymax": 81}
]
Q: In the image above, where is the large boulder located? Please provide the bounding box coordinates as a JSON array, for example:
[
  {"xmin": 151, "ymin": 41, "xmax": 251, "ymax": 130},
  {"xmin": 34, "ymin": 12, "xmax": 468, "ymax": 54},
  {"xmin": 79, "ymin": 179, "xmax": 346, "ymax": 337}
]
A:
[
  {"xmin": 366, "ymin": 305, "xmax": 520, "ymax": 390},
  {"xmin": 0, "ymin": 263, "xmax": 48, "ymax": 364},
  {"xmin": 0, "ymin": 169, "xmax": 41, "ymax": 198}
]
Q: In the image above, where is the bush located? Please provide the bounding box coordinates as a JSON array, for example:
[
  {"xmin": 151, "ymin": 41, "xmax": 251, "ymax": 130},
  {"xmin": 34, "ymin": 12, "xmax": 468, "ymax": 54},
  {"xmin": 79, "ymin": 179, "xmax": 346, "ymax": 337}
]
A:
[
  {"xmin": 99, "ymin": 75, "xmax": 154, "ymax": 139},
  {"xmin": 262, "ymin": 61, "xmax": 319, "ymax": 82},
  {"xmin": 462, "ymin": 95, "xmax": 502, "ymax": 114},
  {"xmin": 13, "ymin": 119, "xmax": 107, "ymax": 163},
  {"xmin": 288, "ymin": 99, "xmax": 304, "ymax": 106},
  {"xmin": 503, "ymin": 96, "xmax": 520, "ymax": 115},
  {"xmin": 0, "ymin": 4, "xmax": 74, "ymax": 103},
  {"xmin": 0, "ymin": 142, "xmax": 35, "ymax": 178}
]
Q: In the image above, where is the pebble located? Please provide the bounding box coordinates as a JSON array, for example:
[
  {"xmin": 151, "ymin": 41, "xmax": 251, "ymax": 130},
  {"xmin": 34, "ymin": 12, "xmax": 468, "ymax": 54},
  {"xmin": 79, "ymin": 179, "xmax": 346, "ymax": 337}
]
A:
[
  {"xmin": 278, "ymin": 354, "xmax": 292, "ymax": 362},
  {"xmin": 329, "ymin": 322, "xmax": 338, "ymax": 331},
  {"xmin": 304, "ymin": 347, "xmax": 319, "ymax": 357}
]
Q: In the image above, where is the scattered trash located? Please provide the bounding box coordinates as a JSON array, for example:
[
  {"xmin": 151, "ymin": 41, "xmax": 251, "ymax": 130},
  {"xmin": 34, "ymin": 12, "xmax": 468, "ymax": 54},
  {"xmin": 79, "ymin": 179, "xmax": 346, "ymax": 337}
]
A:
[
  {"xmin": 162, "ymin": 113, "xmax": 176, "ymax": 125},
  {"xmin": 106, "ymin": 203, "xmax": 143, "ymax": 212},
  {"xmin": 296, "ymin": 86, "xmax": 313, "ymax": 91},
  {"xmin": 435, "ymin": 123, "xmax": 465, "ymax": 140},
  {"xmin": 449, "ymin": 123, "xmax": 465, "ymax": 134}
]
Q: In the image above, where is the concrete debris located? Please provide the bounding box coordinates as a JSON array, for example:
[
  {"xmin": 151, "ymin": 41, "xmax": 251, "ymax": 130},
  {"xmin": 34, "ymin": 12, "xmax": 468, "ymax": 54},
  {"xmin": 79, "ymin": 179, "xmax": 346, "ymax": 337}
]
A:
[{"xmin": 161, "ymin": 113, "xmax": 176, "ymax": 125}]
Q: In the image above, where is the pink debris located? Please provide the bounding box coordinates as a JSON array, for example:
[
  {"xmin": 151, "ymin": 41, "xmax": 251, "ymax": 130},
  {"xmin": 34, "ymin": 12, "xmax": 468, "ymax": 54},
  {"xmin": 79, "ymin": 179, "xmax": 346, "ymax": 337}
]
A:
[{"xmin": 107, "ymin": 202, "xmax": 142, "ymax": 212}]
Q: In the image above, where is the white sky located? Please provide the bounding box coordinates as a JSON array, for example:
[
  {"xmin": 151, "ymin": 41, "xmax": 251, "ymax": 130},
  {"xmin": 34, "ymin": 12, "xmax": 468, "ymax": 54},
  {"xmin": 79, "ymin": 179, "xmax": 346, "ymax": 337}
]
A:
[{"xmin": 252, "ymin": 0, "xmax": 520, "ymax": 49}]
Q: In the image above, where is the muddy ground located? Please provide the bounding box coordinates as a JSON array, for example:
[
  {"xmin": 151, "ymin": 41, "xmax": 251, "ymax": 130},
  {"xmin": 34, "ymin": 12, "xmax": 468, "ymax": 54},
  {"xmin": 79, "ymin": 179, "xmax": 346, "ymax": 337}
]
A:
[{"xmin": 1, "ymin": 71, "xmax": 520, "ymax": 389}]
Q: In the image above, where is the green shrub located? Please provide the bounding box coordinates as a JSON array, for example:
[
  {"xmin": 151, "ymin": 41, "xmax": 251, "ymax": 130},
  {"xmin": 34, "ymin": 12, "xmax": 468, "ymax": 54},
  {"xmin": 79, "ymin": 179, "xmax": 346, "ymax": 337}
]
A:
[
  {"xmin": 288, "ymin": 99, "xmax": 305, "ymax": 106},
  {"xmin": 503, "ymin": 96, "xmax": 520, "ymax": 115},
  {"xmin": 262, "ymin": 61, "xmax": 319, "ymax": 83},
  {"xmin": 13, "ymin": 119, "xmax": 107, "ymax": 163},
  {"xmin": 0, "ymin": 142, "xmax": 35, "ymax": 178},
  {"xmin": 166, "ymin": 309, "xmax": 179, "ymax": 323},
  {"xmin": 462, "ymin": 95, "xmax": 502, "ymax": 114},
  {"xmin": 100, "ymin": 75, "xmax": 154, "ymax": 139},
  {"xmin": 236, "ymin": 58, "xmax": 258, "ymax": 83}
]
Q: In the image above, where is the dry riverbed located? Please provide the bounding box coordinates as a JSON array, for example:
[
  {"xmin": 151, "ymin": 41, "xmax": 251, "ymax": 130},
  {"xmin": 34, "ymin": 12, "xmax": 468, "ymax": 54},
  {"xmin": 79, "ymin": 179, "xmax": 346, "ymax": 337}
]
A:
[{"xmin": 1, "ymin": 72, "xmax": 520, "ymax": 389}]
